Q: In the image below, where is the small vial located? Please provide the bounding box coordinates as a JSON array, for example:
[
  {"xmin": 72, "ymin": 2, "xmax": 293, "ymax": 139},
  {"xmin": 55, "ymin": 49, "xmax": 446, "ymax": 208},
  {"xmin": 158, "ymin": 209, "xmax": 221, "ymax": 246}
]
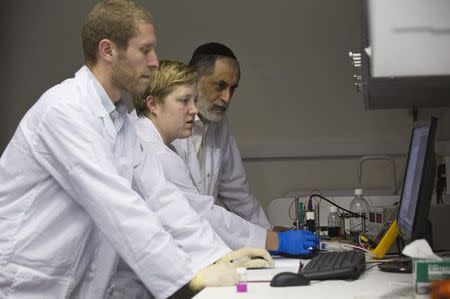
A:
[
  {"xmin": 236, "ymin": 267, "xmax": 248, "ymax": 293},
  {"xmin": 327, "ymin": 206, "xmax": 341, "ymax": 238}
]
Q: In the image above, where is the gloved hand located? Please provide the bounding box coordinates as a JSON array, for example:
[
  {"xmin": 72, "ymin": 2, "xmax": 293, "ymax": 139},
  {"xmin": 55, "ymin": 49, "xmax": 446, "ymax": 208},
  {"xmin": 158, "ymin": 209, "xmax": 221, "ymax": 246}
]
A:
[
  {"xmin": 189, "ymin": 262, "xmax": 238, "ymax": 291},
  {"xmin": 277, "ymin": 230, "xmax": 319, "ymax": 255},
  {"xmin": 217, "ymin": 247, "xmax": 275, "ymax": 269},
  {"xmin": 189, "ymin": 247, "xmax": 274, "ymax": 292}
]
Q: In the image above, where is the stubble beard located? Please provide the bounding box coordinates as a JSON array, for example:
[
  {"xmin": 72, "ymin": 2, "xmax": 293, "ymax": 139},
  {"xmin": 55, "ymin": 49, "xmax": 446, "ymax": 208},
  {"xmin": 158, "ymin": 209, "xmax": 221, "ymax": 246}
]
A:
[{"xmin": 112, "ymin": 56, "xmax": 148, "ymax": 97}]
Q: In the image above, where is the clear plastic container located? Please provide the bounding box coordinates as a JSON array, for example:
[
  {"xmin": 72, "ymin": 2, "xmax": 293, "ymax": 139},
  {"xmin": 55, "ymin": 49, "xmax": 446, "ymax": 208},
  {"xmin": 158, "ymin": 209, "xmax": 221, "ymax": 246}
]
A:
[
  {"xmin": 236, "ymin": 267, "xmax": 248, "ymax": 293},
  {"xmin": 349, "ymin": 188, "xmax": 370, "ymax": 233},
  {"xmin": 327, "ymin": 206, "xmax": 341, "ymax": 237}
]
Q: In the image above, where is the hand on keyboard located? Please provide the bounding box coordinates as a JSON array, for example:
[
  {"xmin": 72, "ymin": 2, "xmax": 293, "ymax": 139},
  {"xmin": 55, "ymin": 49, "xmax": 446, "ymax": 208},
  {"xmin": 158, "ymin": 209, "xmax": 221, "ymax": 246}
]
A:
[{"xmin": 277, "ymin": 230, "xmax": 319, "ymax": 255}]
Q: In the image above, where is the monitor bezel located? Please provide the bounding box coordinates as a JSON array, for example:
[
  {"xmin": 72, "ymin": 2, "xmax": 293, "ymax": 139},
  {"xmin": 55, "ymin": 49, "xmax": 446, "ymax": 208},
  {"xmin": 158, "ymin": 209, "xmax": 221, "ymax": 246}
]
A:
[{"xmin": 396, "ymin": 117, "xmax": 437, "ymax": 244}]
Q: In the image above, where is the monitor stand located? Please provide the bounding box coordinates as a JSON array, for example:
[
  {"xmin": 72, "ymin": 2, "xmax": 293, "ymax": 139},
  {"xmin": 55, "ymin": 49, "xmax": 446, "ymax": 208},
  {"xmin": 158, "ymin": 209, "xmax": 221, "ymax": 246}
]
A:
[
  {"xmin": 377, "ymin": 238, "xmax": 412, "ymax": 273},
  {"xmin": 376, "ymin": 221, "xmax": 433, "ymax": 274},
  {"xmin": 378, "ymin": 259, "xmax": 412, "ymax": 273}
]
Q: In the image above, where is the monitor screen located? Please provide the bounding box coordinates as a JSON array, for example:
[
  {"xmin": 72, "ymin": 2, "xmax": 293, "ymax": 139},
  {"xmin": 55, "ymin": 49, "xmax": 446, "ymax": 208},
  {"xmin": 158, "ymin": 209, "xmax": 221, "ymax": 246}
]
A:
[{"xmin": 397, "ymin": 117, "xmax": 437, "ymax": 244}]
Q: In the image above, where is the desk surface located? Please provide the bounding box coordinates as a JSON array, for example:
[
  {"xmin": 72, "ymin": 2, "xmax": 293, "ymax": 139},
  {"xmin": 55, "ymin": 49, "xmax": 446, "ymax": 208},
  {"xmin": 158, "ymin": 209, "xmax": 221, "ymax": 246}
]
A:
[{"xmin": 194, "ymin": 256, "xmax": 427, "ymax": 299}]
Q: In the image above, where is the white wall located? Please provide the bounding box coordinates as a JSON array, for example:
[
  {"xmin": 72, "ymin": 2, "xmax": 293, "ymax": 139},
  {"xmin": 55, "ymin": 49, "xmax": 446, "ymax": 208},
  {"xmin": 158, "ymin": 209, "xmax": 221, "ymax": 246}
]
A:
[{"xmin": 1, "ymin": 0, "xmax": 450, "ymax": 213}]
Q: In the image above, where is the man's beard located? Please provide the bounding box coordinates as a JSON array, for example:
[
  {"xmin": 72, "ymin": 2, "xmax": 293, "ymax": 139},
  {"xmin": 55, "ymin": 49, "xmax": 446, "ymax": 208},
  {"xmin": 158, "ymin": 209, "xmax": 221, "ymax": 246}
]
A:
[
  {"xmin": 112, "ymin": 56, "xmax": 148, "ymax": 97},
  {"xmin": 196, "ymin": 92, "xmax": 228, "ymax": 123}
]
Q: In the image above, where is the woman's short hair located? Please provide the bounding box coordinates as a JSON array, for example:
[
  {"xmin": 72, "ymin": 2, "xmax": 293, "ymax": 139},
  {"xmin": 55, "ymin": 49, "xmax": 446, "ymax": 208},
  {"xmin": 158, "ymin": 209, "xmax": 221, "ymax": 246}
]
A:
[{"xmin": 133, "ymin": 60, "xmax": 198, "ymax": 117}]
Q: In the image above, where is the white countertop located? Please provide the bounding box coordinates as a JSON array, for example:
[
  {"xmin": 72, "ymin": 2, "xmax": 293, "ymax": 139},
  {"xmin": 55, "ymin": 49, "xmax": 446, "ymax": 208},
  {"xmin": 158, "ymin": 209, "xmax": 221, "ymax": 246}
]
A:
[{"xmin": 194, "ymin": 255, "xmax": 426, "ymax": 299}]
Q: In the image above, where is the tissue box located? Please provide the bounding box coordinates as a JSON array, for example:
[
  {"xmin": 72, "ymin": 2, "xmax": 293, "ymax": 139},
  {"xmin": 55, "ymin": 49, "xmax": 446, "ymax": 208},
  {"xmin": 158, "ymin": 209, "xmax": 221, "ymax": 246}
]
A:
[{"xmin": 415, "ymin": 259, "xmax": 450, "ymax": 294}]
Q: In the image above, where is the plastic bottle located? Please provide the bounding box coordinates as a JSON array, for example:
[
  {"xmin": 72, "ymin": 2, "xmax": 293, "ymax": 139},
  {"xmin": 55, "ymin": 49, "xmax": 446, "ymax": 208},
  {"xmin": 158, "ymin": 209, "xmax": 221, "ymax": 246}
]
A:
[
  {"xmin": 349, "ymin": 188, "xmax": 370, "ymax": 233},
  {"xmin": 327, "ymin": 206, "xmax": 341, "ymax": 237},
  {"xmin": 236, "ymin": 267, "xmax": 248, "ymax": 293}
]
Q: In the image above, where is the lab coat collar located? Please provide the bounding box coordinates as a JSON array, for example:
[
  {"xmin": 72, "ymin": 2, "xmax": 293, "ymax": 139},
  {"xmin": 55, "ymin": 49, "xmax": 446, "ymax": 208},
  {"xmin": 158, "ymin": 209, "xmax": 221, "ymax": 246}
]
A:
[
  {"xmin": 74, "ymin": 67, "xmax": 108, "ymax": 116},
  {"xmin": 75, "ymin": 66, "xmax": 117, "ymax": 139},
  {"xmin": 136, "ymin": 116, "xmax": 165, "ymax": 145},
  {"xmin": 88, "ymin": 67, "xmax": 115, "ymax": 114},
  {"xmin": 194, "ymin": 115, "xmax": 205, "ymax": 128},
  {"xmin": 194, "ymin": 115, "xmax": 220, "ymax": 131},
  {"xmin": 144, "ymin": 118, "xmax": 179, "ymax": 153},
  {"xmin": 84, "ymin": 67, "xmax": 130, "ymax": 132}
]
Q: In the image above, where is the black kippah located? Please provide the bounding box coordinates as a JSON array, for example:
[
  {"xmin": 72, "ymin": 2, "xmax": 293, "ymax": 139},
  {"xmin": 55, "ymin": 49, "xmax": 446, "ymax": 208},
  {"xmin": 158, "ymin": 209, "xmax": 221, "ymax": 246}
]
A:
[{"xmin": 191, "ymin": 42, "xmax": 237, "ymax": 61}]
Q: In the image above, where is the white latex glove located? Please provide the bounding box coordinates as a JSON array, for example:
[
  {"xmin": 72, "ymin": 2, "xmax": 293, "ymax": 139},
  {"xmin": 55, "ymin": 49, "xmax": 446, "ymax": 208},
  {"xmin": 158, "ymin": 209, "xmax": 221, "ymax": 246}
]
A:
[
  {"xmin": 189, "ymin": 262, "xmax": 238, "ymax": 291},
  {"xmin": 217, "ymin": 247, "xmax": 275, "ymax": 269},
  {"xmin": 189, "ymin": 248, "xmax": 275, "ymax": 291}
]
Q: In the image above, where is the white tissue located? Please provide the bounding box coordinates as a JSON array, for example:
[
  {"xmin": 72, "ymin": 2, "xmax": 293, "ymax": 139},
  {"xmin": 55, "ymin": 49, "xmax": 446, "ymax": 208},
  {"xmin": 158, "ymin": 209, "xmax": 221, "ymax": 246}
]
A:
[{"xmin": 402, "ymin": 239, "xmax": 442, "ymax": 261}]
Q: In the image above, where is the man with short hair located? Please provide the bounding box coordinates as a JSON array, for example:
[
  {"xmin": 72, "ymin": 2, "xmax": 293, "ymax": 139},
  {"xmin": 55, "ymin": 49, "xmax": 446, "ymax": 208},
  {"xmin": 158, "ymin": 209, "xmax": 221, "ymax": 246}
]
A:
[
  {"xmin": 0, "ymin": 3, "xmax": 271, "ymax": 298},
  {"xmin": 173, "ymin": 43, "xmax": 270, "ymax": 228},
  {"xmin": 171, "ymin": 43, "xmax": 319, "ymax": 255}
]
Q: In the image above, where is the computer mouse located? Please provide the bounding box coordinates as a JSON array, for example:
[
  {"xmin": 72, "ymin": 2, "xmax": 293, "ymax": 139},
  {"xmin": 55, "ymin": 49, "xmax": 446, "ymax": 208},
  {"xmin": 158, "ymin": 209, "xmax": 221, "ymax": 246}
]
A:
[{"xmin": 270, "ymin": 272, "xmax": 310, "ymax": 287}]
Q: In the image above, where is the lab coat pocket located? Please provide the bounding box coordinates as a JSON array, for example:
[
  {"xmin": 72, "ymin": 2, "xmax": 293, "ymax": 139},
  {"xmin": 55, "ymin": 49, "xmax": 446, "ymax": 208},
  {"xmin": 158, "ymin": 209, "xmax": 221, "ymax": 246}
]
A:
[
  {"xmin": 5, "ymin": 263, "xmax": 73, "ymax": 298},
  {"xmin": 14, "ymin": 197, "xmax": 94, "ymax": 271}
]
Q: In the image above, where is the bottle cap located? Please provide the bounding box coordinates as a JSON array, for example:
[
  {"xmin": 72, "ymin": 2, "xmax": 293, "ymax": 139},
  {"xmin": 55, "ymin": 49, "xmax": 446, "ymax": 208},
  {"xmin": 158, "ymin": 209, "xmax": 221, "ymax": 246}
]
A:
[
  {"xmin": 329, "ymin": 206, "xmax": 338, "ymax": 213},
  {"xmin": 354, "ymin": 188, "xmax": 363, "ymax": 195}
]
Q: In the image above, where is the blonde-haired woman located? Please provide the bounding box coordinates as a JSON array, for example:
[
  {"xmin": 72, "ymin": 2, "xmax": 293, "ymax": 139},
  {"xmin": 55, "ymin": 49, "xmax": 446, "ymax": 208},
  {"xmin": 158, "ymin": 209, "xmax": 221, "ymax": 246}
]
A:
[
  {"xmin": 133, "ymin": 60, "xmax": 318, "ymax": 255},
  {"xmin": 133, "ymin": 60, "xmax": 199, "ymax": 144}
]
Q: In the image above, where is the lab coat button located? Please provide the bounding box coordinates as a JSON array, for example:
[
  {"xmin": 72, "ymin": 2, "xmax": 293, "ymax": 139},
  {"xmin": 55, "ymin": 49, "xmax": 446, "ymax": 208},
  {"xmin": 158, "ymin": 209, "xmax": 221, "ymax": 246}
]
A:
[
  {"xmin": 87, "ymin": 265, "xmax": 97, "ymax": 279},
  {"xmin": 87, "ymin": 271, "xmax": 95, "ymax": 280}
]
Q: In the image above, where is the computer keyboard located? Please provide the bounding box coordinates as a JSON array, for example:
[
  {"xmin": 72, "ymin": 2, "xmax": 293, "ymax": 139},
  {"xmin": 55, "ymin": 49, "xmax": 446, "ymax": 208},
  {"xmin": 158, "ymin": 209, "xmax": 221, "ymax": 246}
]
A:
[{"xmin": 300, "ymin": 250, "xmax": 366, "ymax": 280}]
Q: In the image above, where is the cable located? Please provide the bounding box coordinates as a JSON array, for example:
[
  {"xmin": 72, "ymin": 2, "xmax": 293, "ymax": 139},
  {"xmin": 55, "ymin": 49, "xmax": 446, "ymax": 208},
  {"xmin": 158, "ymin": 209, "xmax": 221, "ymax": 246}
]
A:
[
  {"xmin": 309, "ymin": 193, "xmax": 367, "ymax": 219},
  {"xmin": 288, "ymin": 190, "xmax": 324, "ymax": 223},
  {"xmin": 365, "ymin": 263, "xmax": 381, "ymax": 271},
  {"xmin": 347, "ymin": 244, "xmax": 374, "ymax": 255},
  {"xmin": 308, "ymin": 189, "xmax": 323, "ymax": 208},
  {"xmin": 358, "ymin": 235, "xmax": 368, "ymax": 249},
  {"xmin": 348, "ymin": 223, "xmax": 362, "ymax": 231},
  {"xmin": 307, "ymin": 196, "xmax": 314, "ymax": 211}
]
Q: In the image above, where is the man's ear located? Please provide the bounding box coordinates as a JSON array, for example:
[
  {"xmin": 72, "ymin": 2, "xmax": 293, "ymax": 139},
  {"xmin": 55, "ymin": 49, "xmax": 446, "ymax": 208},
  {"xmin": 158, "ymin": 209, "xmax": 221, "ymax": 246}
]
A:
[
  {"xmin": 146, "ymin": 95, "xmax": 158, "ymax": 115},
  {"xmin": 98, "ymin": 39, "xmax": 115, "ymax": 63}
]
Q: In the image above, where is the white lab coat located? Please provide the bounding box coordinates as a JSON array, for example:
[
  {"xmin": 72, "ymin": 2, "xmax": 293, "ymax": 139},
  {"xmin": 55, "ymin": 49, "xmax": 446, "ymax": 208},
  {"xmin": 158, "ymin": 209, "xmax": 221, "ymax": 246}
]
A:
[
  {"xmin": 172, "ymin": 115, "xmax": 271, "ymax": 229},
  {"xmin": 133, "ymin": 117, "xmax": 267, "ymax": 250},
  {"xmin": 0, "ymin": 66, "xmax": 229, "ymax": 299}
]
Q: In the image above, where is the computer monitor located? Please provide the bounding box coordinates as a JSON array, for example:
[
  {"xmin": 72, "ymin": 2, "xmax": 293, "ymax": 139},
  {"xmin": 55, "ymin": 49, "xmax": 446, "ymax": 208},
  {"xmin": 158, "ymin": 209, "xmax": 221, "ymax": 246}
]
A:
[
  {"xmin": 376, "ymin": 117, "xmax": 437, "ymax": 273},
  {"xmin": 397, "ymin": 117, "xmax": 438, "ymax": 246}
]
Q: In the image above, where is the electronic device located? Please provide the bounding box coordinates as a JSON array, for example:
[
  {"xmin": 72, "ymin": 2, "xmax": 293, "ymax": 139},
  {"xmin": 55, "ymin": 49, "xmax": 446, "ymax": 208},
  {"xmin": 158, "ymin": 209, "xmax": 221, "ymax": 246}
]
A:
[
  {"xmin": 366, "ymin": 205, "xmax": 398, "ymax": 242},
  {"xmin": 377, "ymin": 259, "xmax": 412, "ymax": 273},
  {"xmin": 270, "ymin": 272, "xmax": 310, "ymax": 287},
  {"xmin": 371, "ymin": 219, "xmax": 399, "ymax": 259},
  {"xmin": 377, "ymin": 117, "xmax": 438, "ymax": 272},
  {"xmin": 300, "ymin": 250, "xmax": 366, "ymax": 280},
  {"xmin": 294, "ymin": 198, "xmax": 305, "ymax": 229}
]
